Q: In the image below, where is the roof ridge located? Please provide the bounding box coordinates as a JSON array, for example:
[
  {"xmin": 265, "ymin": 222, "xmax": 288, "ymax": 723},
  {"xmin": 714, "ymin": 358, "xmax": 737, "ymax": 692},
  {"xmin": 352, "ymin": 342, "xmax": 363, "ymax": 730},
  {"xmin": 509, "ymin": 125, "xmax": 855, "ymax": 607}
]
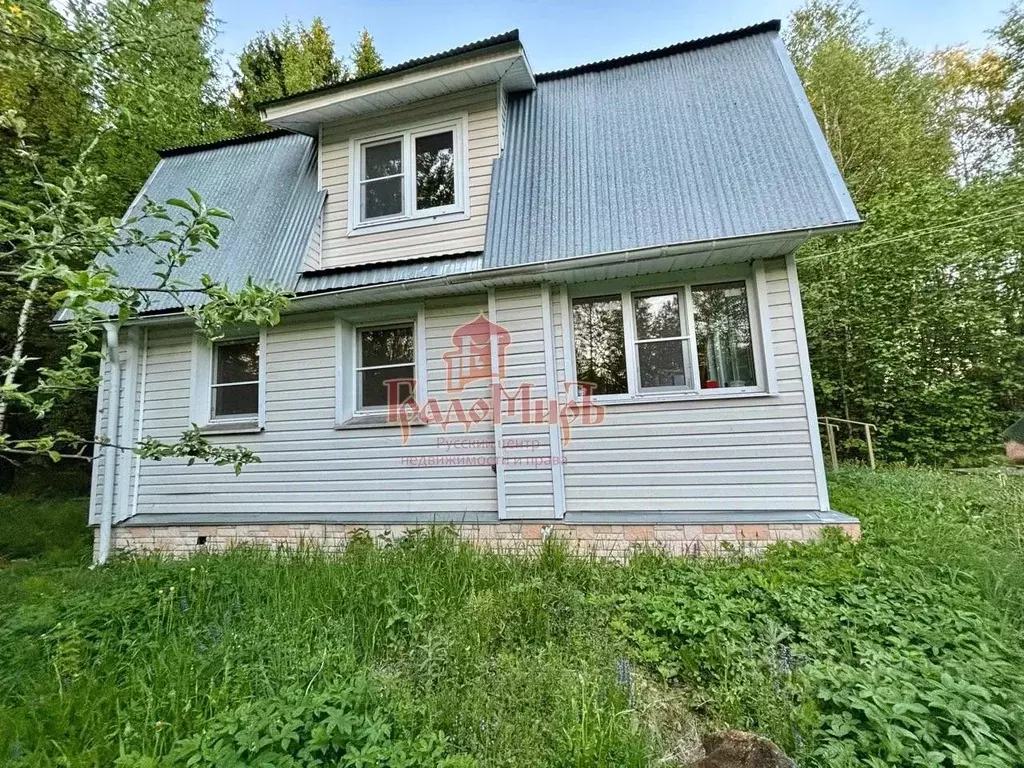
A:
[
  {"xmin": 157, "ymin": 128, "xmax": 295, "ymax": 158},
  {"xmin": 534, "ymin": 19, "xmax": 781, "ymax": 82}
]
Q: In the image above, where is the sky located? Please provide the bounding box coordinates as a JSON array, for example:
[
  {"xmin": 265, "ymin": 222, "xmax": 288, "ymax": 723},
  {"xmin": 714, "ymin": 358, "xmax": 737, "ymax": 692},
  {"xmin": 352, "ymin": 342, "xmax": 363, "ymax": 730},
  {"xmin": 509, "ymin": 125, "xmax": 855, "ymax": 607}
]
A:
[{"xmin": 208, "ymin": 0, "xmax": 1011, "ymax": 77}]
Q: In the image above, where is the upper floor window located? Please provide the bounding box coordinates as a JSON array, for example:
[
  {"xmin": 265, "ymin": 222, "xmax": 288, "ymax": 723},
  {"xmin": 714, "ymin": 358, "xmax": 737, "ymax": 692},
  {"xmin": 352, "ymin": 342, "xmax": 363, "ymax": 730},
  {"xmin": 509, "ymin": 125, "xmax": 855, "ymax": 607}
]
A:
[
  {"xmin": 353, "ymin": 118, "xmax": 465, "ymax": 229},
  {"xmin": 570, "ymin": 279, "xmax": 761, "ymax": 399}
]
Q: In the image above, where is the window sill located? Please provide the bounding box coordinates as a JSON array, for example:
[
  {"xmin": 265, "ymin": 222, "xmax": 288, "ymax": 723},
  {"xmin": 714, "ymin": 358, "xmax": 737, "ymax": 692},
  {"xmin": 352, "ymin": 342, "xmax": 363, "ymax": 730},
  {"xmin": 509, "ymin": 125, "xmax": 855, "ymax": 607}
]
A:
[
  {"xmin": 335, "ymin": 413, "xmax": 426, "ymax": 430},
  {"xmin": 347, "ymin": 210, "xmax": 468, "ymax": 238},
  {"xmin": 589, "ymin": 389, "xmax": 776, "ymax": 406},
  {"xmin": 198, "ymin": 419, "xmax": 263, "ymax": 435}
]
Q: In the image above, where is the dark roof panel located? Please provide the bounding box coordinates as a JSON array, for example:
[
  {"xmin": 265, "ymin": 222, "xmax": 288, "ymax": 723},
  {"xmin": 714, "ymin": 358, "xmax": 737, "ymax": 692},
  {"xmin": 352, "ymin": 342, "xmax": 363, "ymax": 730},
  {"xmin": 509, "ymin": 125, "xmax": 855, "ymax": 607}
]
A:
[{"xmin": 258, "ymin": 30, "xmax": 520, "ymax": 110}]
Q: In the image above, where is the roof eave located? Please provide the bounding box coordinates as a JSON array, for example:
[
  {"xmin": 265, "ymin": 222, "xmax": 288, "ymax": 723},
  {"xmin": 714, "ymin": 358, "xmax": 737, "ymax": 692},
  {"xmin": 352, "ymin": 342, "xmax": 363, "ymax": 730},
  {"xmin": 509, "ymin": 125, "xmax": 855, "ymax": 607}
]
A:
[{"xmin": 260, "ymin": 39, "xmax": 534, "ymax": 135}]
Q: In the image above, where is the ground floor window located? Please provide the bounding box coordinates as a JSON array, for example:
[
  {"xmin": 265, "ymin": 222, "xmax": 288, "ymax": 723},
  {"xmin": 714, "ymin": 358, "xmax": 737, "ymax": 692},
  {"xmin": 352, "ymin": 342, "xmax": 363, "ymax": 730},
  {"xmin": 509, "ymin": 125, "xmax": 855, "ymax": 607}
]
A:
[
  {"xmin": 211, "ymin": 338, "xmax": 260, "ymax": 419},
  {"xmin": 356, "ymin": 323, "xmax": 416, "ymax": 410},
  {"xmin": 570, "ymin": 277, "xmax": 761, "ymax": 398}
]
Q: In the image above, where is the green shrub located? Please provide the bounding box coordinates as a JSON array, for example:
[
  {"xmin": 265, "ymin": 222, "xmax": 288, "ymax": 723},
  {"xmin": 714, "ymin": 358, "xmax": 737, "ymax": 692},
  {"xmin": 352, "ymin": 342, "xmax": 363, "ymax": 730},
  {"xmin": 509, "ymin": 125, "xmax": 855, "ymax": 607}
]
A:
[
  {"xmin": 123, "ymin": 674, "xmax": 463, "ymax": 768},
  {"xmin": 612, "ymin": 503, "xmax": 1024, "ymax": 767}
]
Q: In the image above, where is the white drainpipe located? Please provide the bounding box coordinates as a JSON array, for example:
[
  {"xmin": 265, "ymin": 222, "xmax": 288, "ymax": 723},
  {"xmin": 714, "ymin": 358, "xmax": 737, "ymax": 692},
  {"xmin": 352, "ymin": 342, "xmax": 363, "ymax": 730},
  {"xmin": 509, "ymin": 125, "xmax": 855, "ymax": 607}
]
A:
[{"xmin": 96, "ymin": 322, "xmax": 120, "ymax": 565}]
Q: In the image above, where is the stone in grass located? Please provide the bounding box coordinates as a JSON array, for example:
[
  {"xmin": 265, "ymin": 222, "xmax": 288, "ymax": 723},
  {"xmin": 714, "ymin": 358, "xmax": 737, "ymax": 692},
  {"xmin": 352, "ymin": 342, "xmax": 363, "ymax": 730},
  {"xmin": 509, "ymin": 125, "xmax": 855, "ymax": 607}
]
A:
[
  {"xmin": 1004, "ymin": 416, "xmax": 1024, "ymax": 465},
  {"xmin": 696, "ymin": 730, "xmax": 795, "ymax": 768}
]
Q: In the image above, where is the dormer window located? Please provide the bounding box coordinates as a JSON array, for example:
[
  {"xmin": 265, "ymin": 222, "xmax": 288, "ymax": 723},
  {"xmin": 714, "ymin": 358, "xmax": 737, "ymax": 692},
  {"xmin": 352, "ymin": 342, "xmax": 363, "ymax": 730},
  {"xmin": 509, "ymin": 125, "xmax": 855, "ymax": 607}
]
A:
[{"xmin": 351, "ymin": 117, "xmax": 467, "ymax": 231}]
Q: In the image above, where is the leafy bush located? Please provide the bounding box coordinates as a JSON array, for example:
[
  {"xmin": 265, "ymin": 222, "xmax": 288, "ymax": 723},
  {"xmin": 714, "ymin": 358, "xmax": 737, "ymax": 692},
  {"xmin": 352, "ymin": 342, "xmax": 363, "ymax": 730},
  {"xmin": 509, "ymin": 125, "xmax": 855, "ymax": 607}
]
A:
[
  {"xmin": 611, "ymin": 471, "xmax": 1024, "ymax": 768},
  {"xmin": 122, "ymin": 674, "xmax": 463, "ymax": 768}
]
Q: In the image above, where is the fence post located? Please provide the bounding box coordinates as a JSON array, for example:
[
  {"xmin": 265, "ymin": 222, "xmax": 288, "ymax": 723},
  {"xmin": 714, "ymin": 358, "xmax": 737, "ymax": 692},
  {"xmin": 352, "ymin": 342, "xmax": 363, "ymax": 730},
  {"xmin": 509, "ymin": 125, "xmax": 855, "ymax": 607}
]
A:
[
  {"xmin": 825, "ymin": 418, "xmax": 839, "ymax": 469},
  {"xmin": 865, "ymin": 424, "xmax": 876, "ymax": 470}
]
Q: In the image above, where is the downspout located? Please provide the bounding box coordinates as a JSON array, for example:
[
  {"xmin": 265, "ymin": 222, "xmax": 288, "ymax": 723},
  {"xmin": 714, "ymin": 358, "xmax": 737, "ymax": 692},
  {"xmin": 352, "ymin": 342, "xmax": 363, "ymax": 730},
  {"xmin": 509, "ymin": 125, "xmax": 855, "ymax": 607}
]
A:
[{"xmin": 96, "ymin": 322, "xmax": 121, "ymax": 565}]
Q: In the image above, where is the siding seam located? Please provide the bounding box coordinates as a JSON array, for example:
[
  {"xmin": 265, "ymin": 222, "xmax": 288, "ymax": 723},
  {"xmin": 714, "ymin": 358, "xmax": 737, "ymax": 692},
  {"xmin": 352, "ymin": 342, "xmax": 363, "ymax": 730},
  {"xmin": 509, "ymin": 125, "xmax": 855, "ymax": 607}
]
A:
[
  {"xmin": 488, "ymin": 289, "xmax": 506, "ymax": 518},
  {"xmin": 540, "ymin": 284, "xmax": 566, "ymax": 518}
]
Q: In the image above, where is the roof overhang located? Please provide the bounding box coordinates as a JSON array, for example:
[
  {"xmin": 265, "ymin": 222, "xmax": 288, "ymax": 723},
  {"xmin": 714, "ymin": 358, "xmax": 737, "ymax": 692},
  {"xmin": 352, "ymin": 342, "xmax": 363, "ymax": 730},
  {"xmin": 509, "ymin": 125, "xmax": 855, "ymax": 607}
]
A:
[
  {"xmin": 260, "ymin": 40, "xmax": 535, "ymax": 135},
  {"xmin": 95, "ymin": 222, "xmax": 859, "ymax": 331},
  {"xmin": 289, "ymin": 222, "xmax": 861, "ymax": 310}
]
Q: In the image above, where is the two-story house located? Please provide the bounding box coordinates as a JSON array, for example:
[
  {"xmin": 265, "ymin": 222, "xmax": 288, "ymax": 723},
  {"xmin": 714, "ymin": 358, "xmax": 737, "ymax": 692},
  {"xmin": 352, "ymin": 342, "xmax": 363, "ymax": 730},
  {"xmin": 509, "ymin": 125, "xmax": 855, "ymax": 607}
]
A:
[{"xmin": 78, "ymin": 21, "xmax": 863, "ymax": 562}]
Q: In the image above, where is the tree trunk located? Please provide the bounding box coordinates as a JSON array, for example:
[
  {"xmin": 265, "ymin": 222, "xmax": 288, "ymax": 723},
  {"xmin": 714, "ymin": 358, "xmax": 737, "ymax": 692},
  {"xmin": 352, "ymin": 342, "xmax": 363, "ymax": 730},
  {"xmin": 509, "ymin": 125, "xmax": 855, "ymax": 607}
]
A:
[{"xmin": 0, "ymin": 277, "xmax": 40, "ymax": 435}]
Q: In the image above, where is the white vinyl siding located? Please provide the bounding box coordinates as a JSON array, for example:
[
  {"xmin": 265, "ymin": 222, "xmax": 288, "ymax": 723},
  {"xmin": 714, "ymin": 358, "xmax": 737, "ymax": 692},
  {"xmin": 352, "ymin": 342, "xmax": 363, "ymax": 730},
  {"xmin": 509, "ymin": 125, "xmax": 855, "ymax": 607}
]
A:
[
  {"xmin": 552, "ymin": 258, "xmax": 824, "ymax": 514},
  {"xmin": 90, "ymin": 256, "xmax": 828, "ymax": 524},
  {"xmin": 319, "ymin": 86, "xmax": 499, "ymax": 269},
  {"xmin": 121, "ymin": 300, "xmax": 497, "ymax": 519},
  {"xmin": 88, "ymin": 329, "xmax": 144, "ymax": 525},
  {"xmin": 491, "ymin": 286, "xmax": 558, "ymax": 519}
]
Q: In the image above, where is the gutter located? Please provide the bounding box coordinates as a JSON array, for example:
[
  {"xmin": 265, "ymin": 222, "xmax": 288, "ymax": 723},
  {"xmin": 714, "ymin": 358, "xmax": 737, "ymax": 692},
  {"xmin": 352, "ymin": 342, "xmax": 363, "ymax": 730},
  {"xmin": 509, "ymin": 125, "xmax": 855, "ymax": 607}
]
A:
[{"xmin": 95, "ymin": 323, "xmax": 120, "ymax": 565}]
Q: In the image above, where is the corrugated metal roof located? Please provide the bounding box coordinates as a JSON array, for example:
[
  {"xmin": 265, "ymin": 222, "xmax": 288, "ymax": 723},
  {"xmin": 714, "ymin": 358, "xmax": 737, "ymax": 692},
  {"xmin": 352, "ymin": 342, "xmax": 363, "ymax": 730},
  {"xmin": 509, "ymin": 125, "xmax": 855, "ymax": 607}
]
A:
[
  {"xmin": 62, "ymin": 23, "xmax": 860, "ymax": 314},
  {"xmin": 157, "ymin": 128, "xmax": 291, "ymax": 158},
  {"xmin": 482, "ymin": 28, "xmax": 859, "ymax": 269},
  {"xmin": 534, "ymin": 20, "xmax": 780, "ymax": 82},
  {"xmin": 296, "ymin": 252, "xmax": 484, "ymax": 294},
  {"xmin": 59, "ymin": 132, "xmax": 320, "ymax": 319}
]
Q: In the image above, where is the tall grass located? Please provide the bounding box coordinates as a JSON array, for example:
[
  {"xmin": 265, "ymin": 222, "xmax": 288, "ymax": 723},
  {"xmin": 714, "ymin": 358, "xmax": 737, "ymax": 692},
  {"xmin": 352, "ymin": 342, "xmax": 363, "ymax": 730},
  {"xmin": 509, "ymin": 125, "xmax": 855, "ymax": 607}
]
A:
[
  {"xmin": 829, "ymin": 467, "xmax": 1024, "ymax": 628},
  {"xmin": 0, "ymin": 531, "xmax": 651, "ymax": 767},
  {"xmin": 1, "ymin": 468, "xmax": 1023, "ymax": 766},
  {"xmin": 0, "ymin": 494, "xmax": 91, "ymax": 562}
]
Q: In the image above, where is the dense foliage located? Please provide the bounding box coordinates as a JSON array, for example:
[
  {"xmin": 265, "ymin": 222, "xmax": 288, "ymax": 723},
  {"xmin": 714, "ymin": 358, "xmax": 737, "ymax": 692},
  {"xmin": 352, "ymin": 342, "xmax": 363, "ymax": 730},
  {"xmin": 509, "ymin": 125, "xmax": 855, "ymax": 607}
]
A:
[
  {"xmin": 1, "ymin": 468, "xmax": 1022, "ymax": 767},
  {"xmin": 791, "ymin": 3, "xmax": 1024, "ymax": 464},
  {"xmin": 0, "ymin": 1, "xmax": 381, "ymax": 476},
  {"xmin": 4, "ymin": 0, "xmax": 1023, "ymax": 471}
]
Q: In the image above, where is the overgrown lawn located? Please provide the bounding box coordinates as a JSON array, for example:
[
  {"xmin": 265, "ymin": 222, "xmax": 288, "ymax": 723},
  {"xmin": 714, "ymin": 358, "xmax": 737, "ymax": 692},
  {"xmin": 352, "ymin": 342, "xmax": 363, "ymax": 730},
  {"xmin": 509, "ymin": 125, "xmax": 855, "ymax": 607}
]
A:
[{"xmin": 1, "ymin": 468, "xmax": 1022, "ymax": 767}]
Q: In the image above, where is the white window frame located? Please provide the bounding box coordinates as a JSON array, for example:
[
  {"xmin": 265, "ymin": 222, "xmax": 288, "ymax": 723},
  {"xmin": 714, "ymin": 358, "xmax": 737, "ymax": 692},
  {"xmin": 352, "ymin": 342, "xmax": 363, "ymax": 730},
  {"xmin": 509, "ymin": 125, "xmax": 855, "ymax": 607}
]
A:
[
  {"xmin": 190, "ymin": 328, "xmax": 267, "ymax": 431},
  {"xmin": 565, "ymin": 265, "xmax": 775, "ymax": 404},
  {"xmin": 354, "ymin": 321, "xmax": 417, "ymax": 413},
  {"xmin": 335, "ymin": 304, "xmax": 428, "ymax": 426},
  {"xmin": 347, "ymin": 115, "xmax": 469, "ymax": 236}
]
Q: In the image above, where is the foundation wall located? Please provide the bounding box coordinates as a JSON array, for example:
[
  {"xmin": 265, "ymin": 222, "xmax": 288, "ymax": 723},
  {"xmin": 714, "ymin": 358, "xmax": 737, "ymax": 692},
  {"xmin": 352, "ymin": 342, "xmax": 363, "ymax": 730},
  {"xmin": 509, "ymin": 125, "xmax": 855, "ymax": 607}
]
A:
[{"xmin": 99, "ymin": 521, "xmax": 861, "ymax": 560}]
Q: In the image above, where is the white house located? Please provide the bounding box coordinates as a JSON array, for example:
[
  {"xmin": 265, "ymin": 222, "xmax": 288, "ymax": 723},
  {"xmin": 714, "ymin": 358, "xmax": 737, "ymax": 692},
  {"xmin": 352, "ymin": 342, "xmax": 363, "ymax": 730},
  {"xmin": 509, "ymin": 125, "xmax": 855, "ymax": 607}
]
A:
[{"xmin": 76, "ymin": 21, "xmax": 863, "ymax": 560}]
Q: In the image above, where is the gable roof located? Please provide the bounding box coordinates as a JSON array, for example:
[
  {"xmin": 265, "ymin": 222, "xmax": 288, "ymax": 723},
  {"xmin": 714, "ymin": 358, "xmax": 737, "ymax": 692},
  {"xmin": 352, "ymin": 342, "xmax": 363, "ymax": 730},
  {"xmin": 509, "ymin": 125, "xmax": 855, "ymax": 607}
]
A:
[{"xmin": 61, "ymin": 21, "xmax": 860, "ymax": 317}]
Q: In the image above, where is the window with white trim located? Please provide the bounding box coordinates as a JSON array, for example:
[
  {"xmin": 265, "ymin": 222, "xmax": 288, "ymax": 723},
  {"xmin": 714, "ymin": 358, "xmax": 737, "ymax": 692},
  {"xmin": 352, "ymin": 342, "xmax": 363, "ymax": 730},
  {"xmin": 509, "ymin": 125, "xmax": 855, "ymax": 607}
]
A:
[
  {"xmin": 570, "ymin": 279, "xmax": 761, "ymax": 398},
  {"xmin": 354, "ymin": 119, "xmax": 463, "ymax": 227},
  {"xmin": 356, "ymin": 323, "xmax": 416, "ymax": 410},
  {"xmin": 210, "ymin": 338, "xmax": 260, "ymax": 419}
]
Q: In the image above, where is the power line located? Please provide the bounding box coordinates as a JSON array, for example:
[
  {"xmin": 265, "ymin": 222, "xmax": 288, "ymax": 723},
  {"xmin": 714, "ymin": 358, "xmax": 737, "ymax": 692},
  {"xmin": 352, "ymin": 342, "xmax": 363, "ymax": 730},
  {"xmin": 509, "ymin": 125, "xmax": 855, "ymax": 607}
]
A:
[{"xmin": 797, "ymin": 202, "xmax": 1024, "ymax": 263}]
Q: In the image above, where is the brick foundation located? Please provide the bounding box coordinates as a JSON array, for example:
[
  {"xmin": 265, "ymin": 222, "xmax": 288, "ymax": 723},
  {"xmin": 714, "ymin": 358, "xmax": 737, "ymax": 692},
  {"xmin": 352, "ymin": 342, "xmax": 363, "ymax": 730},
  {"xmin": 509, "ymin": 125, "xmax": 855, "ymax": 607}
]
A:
[{"xmin": 97, "ymin": 520, "xmax": 861, "ymax": 560}]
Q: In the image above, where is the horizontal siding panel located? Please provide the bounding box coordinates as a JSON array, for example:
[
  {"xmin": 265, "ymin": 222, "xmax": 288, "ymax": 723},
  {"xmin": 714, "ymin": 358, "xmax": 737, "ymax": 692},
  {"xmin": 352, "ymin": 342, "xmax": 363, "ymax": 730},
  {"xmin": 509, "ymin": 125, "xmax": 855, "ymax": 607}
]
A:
[
  {"xmin": 557, "ymin": 260, "xmax": 823, "ymax": 515},
  {"xmin": 101, "ymin": 260, "xmax": 826, "ymax": 526},
  {"xmin": 563, "ymin": 484, "xmax": 818, "ymax": 499},
  {"xmin": 129, "ymin": 304, "xmax": 501, "ymax": 518},
  {"xmin": 320, "ymin": 86, "xmax": 499, "ymax": 270},
  {"xmin": 569, "ymin": 497, "xmax": 818, "ymax": 512}
]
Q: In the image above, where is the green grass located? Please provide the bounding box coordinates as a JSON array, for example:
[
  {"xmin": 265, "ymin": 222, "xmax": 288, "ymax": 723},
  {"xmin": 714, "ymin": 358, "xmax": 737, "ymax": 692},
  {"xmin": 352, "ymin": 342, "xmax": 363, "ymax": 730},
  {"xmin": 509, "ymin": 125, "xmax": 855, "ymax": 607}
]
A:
[
  {"xmin": 0, "ymin": 468, "xmax": 1022, "ymax": 767},
  {"xmin": 0, "ymin": 493, "xmax": 91, "ymax": 563}
]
